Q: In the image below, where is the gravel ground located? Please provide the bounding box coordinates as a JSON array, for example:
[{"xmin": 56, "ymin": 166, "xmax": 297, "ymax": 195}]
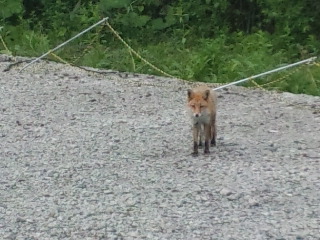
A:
[{"xmin": 1, "ymin": 55, "xmax": 319, "ymax": 240}]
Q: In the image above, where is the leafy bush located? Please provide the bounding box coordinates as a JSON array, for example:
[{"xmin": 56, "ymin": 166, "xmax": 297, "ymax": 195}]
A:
[
  {"xmin": 0, "ymin": 0, "xmax": 23, "ymax": 21},
  {"xmin": 0, "ymin": 0, "xmax": 319, "ymax": 95}
]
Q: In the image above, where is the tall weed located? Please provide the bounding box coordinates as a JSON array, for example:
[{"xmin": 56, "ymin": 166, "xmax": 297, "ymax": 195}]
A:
[{"xmin": 2, "ymin": 25, "xmax": 50, "ymax": 56}]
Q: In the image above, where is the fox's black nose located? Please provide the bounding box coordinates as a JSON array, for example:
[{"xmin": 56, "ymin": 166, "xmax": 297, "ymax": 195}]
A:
[{"xmin": 195, "ymin": 114, "xmax": 199, "ymax": 117}]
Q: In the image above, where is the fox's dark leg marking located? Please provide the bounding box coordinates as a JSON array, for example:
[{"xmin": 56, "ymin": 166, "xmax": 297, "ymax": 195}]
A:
[
  {"xmin": 198, "ymin": 135, "xmax": 203, "ymax": 148},
  {"xmin": 211, "ymin": 114, "xmax": 217, "ymax": 146},
  {"xmin": 193, "ymin": 141, "xmax": 199, "ymax": 155},
  {"xmin": 204, "ymin": 140, "xmax": 210, "ymax": 154},
  {"xmin": 192, "ymin": 124, "xmax": 200, "ymax": 155},
  {"xmin": 198, "ymin": 124, "xmax": 204, "ymax": 148},
  {"xmin": 211, "ymin": 137, "xmax": 216, "ymax": 146},
  {"xmin": 204, "ymin": 124, "xmax": 211, "ymax": 154}
]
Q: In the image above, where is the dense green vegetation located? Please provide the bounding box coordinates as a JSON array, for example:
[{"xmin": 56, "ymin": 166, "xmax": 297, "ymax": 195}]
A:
[{"xmin": 1, "ymin": 0, "xmax": 319, "ymax": 95}]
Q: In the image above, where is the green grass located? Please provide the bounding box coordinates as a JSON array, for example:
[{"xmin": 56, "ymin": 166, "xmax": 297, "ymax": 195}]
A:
[
  {"xmin": 1, "ymin": 28, "xmax": 319, "ymax": 96},
  {"xmin": 70, "ymin": 33, "xmax": 319, "ymax": 96}
]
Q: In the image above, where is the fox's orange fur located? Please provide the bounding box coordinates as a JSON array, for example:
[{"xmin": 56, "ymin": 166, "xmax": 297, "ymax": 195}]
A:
[{"xmin": 187, "ymin": 85, "xmax": 217, "ymax": 155}]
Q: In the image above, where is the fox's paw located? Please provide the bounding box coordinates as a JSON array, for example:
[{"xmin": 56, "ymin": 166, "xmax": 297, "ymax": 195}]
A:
[{"xmin": 191, "ymin": 151, "xmax": 199, "ymax": 157}]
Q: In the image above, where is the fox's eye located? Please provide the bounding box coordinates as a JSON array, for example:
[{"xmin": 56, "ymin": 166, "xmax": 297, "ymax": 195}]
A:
[
  {"xmin": 200, "ymin": 105, "xmax": 205, "ymax": 108},
  {"xmin": 191, "ymin": 105, "xmax": 195, "ymax": 108}
]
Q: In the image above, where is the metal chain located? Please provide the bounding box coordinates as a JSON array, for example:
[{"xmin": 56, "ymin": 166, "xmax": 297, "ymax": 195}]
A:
[{"xmin": 104, "ymin": 21, "xmax": 176, "ymax": 79}]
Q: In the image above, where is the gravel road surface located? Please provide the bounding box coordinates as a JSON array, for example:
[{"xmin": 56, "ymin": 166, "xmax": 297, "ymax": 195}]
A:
[{"xmin": 1, "ymin": 55, "xmax": 319, "ymax": 239}]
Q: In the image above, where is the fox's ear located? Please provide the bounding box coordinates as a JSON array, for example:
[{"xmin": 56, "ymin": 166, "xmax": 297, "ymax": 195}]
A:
[
  {"xmin": 187, "ymin": 89, "xmax": 193, "ymax": 100},
  {"xmin": 203, "ymin": 89, "xmax": 210, "ymax": 100}
]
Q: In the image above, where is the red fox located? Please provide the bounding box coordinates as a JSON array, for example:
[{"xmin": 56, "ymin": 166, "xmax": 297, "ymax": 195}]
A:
[{"xmin": 187, "ymin": 85, "xmax": 217, "ymax": 155}]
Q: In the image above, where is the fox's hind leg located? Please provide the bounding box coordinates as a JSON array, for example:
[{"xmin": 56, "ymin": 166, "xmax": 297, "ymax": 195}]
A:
[{"xmin": 211, "ymin": 114, "xmax": 217, "ymax": 146}]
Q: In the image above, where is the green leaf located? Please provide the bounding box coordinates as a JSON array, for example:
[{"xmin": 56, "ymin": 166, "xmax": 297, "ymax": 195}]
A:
[
  {"xmin": 121, "ymin": 12, "xmax": 150, "ymax": 27},
  {"xmin": 99, "ymin": 0, "xmax": 130, "ymax": 10},
  {"xmin": 137, "ymin": 6, "xmax": 144, "ymax": 12},
  {"xmin": 0, "ymin": 0, "xmax": 23, "ymax": 19},
  {"xmin": 151, "ymin": 18, "xmax": 167, "ymax": 30},
  {"xmin": 0, "ymin": 49, "xmax": 12, "ymax": 55}
]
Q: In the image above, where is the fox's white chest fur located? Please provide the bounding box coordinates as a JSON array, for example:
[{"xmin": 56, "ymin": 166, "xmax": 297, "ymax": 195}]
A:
[{"xmin": 190, "ymin": 109, "xmax": 211, "ymax": 125}]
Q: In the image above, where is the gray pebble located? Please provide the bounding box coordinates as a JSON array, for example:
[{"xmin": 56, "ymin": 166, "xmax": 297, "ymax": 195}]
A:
[{"xmin": 0, "ymin": 56, "xmax": 319, "ymax": 239}]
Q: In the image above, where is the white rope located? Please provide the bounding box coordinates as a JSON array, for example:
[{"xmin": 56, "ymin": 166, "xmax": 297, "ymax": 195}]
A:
[
  {"xmin": 19, "ymin": 17, "xmax": 109, "ymax": 72},
  {"xmin": 213, "ymin": 57, "xmax": 317, "ymax": 91}
]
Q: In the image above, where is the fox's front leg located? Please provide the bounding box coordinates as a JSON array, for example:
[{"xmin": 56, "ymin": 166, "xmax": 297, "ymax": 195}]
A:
[
  {"xmin": 192, "ymin": 124, "xmax": 200, "ymax": 155},
  {"xmin": 204, "ymin": 123, "xmax": 211, "ymax": 154},
  {"xmin": 198, "ymin": 126, "xmax": 203, "ymax": 148}
]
